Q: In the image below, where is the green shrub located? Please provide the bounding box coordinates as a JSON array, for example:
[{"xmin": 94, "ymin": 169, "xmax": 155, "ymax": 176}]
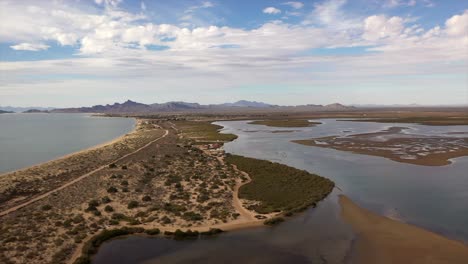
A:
[
  {"xmin": 127, "ymin": 201, "xmax": 139, "ymax": 209},
  {"xmin": 104, "ymin": 205, "xmax": 114, "ymax": 212},
  {"xmin": 264, "ymin": 217, "xmax": 285, "ymax": 226},
  {"xmin": 182, "ymin": 211, "xmax": 203, "ymax": 221},
  {"xmin": 145, "ymin": 228, "xmax": 160, "ymax": 235},
  {"xmin": 200, "ymin": 228, "xmax": 224, "ymax": 236},
  {"xmin": 101, "ymin": 196, "xmax": 112, "ymax": 203},
  {"xmin": 41, "ymin": 204, "xmax": 52, "ymax": 211},
  {"xmin": 107, "ymin": 187, "xmax": 118, "ymax": 193}
]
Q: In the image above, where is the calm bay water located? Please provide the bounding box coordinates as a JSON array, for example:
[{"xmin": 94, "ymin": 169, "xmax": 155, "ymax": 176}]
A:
[
  {"xmin": 89, "ymin": 119, "xmax": 468, "ymax": 264},
  {"xmin": 0, "ymin": 113, "xmax": 135, "ymax": 174}
]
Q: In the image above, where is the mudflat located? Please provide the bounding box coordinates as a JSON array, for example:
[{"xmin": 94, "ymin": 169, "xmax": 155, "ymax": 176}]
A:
[
  {"xmin": 339, "ymin": 195, "xmax": 468, "ymax": 264},
  {"xmin": 293, "ymin": 126, "xmax": 468, "ymax": 166},
  {"xmin": 249, "ymin": 119, "xmax": 321, "ymax": 127}
]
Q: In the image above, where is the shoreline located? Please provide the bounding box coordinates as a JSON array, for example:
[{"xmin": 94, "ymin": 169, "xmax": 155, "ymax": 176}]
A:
[
  {"xmin": 0, "ymin": 116, "xmax": 137, "ymax": 177},
  {"xmin": 339, "ymin": 195, "xmax": 468, "ymax": 264},
  {"xmin": 2, "ymin": 117, "xmax": 467, "ymax": 264}
]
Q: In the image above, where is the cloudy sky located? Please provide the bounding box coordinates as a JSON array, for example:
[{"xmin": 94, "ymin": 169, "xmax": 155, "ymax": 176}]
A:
[{"xmin": 0, "ymin": 0, "xmax": 467, "ymax": 107}]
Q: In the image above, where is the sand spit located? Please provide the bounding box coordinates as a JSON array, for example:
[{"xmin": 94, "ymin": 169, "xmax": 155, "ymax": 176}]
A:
[{"xmin": 339, "ymin": 195, "xmax": 468, "ymax": 264}]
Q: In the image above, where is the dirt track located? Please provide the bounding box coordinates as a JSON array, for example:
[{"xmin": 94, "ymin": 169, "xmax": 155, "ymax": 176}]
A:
[{"xmin": 0, "ymin": 129, "xmax": 169, "ymax": 218}]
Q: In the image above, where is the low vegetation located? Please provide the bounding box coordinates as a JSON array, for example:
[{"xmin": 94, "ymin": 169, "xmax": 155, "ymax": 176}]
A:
[
  {"xmin": 249, "ymin": 119, "xmax": 321, "ymax": 127},
  {"xmin": 175, "ymin": 121, "xmax": 238, "ymax": 143},
  {"xmin": 264, "ymin": 217, "xmax": 285, "ymax": 226},
  {"xmin": 225, "ymin": 154, "xmax": 334, "ymax": 214}
]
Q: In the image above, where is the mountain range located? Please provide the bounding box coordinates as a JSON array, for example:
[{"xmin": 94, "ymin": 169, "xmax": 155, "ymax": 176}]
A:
[
  {"xmin": 48, "ymin": 100, "xmax": 355, "ymax": 113},
  {"xmin": 1, "ymin": 100, "xmax": 356, "ymax": 113}
]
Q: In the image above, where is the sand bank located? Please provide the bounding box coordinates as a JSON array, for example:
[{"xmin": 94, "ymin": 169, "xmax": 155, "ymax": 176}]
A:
[{"xmin": 339, "ymin": 195, "xmax": 468, "ymax": 264}]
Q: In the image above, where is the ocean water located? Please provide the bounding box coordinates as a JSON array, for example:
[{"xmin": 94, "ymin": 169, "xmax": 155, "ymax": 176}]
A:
[{"xmin": 0, "ymin": 113, "xmax": 135, "ymax": 174}]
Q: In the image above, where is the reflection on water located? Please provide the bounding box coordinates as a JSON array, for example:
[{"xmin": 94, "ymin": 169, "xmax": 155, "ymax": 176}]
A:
[
  {"xmin": 93, "ymin": 119, "xmax": 468, "ymax": 264},
  {"xmin": 95, "ymin": 191, "xmax": 354, "ymax": 264}
]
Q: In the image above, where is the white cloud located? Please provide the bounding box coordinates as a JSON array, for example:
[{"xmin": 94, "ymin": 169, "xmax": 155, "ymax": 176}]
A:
[
  {"xmin": 282, "ymin": 2, "xmax": 304, "ymax": 9},
  {"xmin": 363, "ymin": 15, "xmax": 405, "ymax": 41},
  {"xmin": 263, "ymin": 7, "xmax": 281, "ymax": 14},
  {"xmin": 445, "ymin": 10, "xmax": 468, "ymax": 36},
  {"xmin": 185, "ymin": 1, "xmax": 214, "ymax": 13},
  {"xmin": 141, "ymin": 2, "xmax": 146, "ymax": 11},
  {"xmin": 0, "ymin": 1, "xmax": 467, "ymax": 105},
  {"xmin": 306, "ymin": 0, "xmax": 361, "ymax": 31},
  {"xmin": 201, "ymin": 1, "xmax": 214, "ymax": 8},
  {"xmin": 384, "ymin": 0, "xmax": 434, "ymax": 8},
  {"xmin": 10, "ymin": 43, "xmax": 50, "ymax": 51},
  {"xmin": 95, "ymin": 0, "xmax": 122, "ymax": 7}
]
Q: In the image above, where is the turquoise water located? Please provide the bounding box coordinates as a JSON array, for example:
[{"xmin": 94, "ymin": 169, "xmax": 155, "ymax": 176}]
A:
[{"xmin": 0, "ymin": 113, "xmax": 135, "ymax": 174}]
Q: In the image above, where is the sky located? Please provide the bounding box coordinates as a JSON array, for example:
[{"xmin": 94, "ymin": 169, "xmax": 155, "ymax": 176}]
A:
[{"xmin": 0, "ymin": 0, "xmax": 467, "ymax": 107}]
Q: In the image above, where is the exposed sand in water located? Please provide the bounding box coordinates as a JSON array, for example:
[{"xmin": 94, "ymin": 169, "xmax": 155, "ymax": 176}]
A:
[{"xmin": 339, "ymin": 195, "xmax": 468, "ymax": 264}]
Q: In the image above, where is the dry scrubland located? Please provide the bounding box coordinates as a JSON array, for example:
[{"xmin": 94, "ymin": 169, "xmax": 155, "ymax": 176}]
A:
[
  {"xmin": 0, "ymin": 121, "xmax": 164, "ymax": 211},
  {"xmin": 0, "ymin": 118, "xmax": 335, "ymax": 264},
  {"xmin": 0, "ymin": 120, "xmax": 243, "ymax": 263}
]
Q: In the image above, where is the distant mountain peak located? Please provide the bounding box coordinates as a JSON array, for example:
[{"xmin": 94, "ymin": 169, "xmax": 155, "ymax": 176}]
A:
[
  {"xmin": 50, "ymin": 100, "xmax": 355, "ymax": 113},
  {"xmin": 221, "ymin": 100, "xmax": 274, "ymax": 108}
]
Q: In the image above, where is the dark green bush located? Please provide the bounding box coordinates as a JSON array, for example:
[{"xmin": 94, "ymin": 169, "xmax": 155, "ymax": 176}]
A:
[
  {"xmin": 145, "ymin": 228, "xmax": 160, "ymax": 235},
  {"xmin": 107, "ymin": 187, "xmax": 118, "ymax": 193},
  {"xmin": 41, "ymin": 204, "xmax": 52, "ymax": 211},
  {"xmin": 127, "ymin": 201, "xmax": 139, "ymax": 209},
  {"xmin": 264, "ymin": 217, "xmax": 285, "ymax": 226}
]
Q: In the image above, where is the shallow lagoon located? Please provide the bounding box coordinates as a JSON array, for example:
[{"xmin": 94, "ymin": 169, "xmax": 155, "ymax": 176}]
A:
[{"xmin": 92, "ymin": 119, "xmax": 468, "ymax": 263}]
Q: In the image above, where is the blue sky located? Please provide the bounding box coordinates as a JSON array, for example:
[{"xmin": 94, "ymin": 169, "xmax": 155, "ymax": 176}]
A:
[{"xmin": 0, "ymin": 0, "xmax": 467, "ymax": 107}]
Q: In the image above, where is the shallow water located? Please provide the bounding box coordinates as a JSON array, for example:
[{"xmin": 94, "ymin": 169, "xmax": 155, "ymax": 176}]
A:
[
  {"xmin": 95, "ymin": 190, "xmax": 354, "ymax": 264},
  {"xmin": 93, "ymin": 119, "xmax": 468, "ymax": 264},
  {"xmin": 0, "ymin": 113, "xmax": 135, "ymax": 174},
  {"xmin": 216, "ymin": 119, "xmax": 468, "ymax": 241}
]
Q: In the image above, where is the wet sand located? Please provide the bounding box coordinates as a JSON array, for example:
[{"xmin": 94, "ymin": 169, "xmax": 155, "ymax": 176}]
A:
[{"xmin": 339, "ymin": 195, "xmax": 468, "ymax": 264}]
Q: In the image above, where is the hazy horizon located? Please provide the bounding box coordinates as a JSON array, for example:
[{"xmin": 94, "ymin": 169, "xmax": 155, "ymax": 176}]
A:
[
  {"xmin": 1, "ymin": 0, "xmax": 467, "ymax": 107},
  {"xmin": 1, "ymin": 99, "xmax": 468, "ymax": 109}
]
